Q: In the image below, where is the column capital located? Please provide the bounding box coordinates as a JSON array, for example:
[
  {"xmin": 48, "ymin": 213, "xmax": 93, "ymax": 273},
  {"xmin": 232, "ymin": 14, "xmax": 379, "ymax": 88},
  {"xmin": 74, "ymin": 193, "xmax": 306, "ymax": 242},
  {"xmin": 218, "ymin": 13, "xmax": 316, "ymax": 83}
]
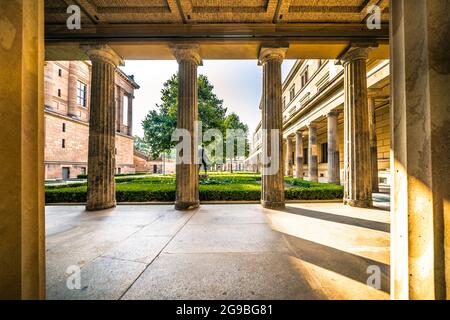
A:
[
  {"xmin": 81, "ymin": 44, "xmax": 124, "ymax": 67},
  {"xmin": 307, "ymin": 122, "xmax": 317, "ymax": 129},
  {"xmin": 170, "ymin": 44, "xmax": 203, "ymax": 66},
  {"xmin": 338, "ymin": 46, "xmax": 373, "ymax": 65},
  {"xmin": 258, "ymin": 46, "xmax": 288, "ymax": 65},
  {"xmin": 327, "ymin": 110, "xmax": 340, "ymax": 117}
]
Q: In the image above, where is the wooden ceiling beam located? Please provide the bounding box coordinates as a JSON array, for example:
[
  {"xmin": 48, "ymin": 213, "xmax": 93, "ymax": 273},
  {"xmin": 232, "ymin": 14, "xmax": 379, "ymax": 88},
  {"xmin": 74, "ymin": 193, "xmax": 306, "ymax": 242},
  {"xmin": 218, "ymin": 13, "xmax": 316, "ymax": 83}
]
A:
[{"xmin": 45, "ymin": 22, "xmax": 389, "ymax": 43}]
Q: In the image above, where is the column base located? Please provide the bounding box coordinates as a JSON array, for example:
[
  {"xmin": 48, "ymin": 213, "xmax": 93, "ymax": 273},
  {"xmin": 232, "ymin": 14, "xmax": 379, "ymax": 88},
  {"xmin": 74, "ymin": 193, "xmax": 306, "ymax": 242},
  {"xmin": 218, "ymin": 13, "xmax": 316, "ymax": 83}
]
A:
[
  {"xmin": 261, "ymin": 200, "xmax": 285, "ymax": 210},
  {"xmin": 175, "ymin": 201, "xmax": 200, "ymax": 211},
  {"xmin": 85, "ymin": 201, "xmax": 116, "ymax": 212},
  {"xmin": 344, "ymin": 198, "xmax": 372, "ymax": 208}
]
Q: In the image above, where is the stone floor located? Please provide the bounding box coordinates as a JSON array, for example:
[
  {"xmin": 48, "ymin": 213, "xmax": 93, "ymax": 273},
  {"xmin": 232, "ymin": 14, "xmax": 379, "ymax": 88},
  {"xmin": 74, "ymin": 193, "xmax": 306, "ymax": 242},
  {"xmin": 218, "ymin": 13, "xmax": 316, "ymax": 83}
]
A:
[{"xmin": 46, "ymin": 203, "xmax": 390, "ymax": 300}]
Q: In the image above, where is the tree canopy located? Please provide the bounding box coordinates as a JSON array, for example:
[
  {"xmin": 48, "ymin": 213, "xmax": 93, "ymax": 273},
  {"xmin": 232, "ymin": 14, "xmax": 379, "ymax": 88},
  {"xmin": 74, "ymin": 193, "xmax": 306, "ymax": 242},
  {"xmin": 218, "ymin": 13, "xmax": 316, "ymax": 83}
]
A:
[{"xmin": 140, "ymin": 73, "xmax": 249, "ymax": 162}]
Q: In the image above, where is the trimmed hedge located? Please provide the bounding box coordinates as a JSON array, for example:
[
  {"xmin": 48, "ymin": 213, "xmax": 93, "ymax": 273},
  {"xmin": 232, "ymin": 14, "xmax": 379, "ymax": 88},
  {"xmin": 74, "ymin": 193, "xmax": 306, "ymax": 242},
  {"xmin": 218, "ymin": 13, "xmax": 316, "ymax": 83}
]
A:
[
  {"xmin": 45, "ymin": 174, "xmax": 343, "ymax": 203},
  {"xmin": 285, "ymin": 186, "xmax": 343, "ymax": 200}
]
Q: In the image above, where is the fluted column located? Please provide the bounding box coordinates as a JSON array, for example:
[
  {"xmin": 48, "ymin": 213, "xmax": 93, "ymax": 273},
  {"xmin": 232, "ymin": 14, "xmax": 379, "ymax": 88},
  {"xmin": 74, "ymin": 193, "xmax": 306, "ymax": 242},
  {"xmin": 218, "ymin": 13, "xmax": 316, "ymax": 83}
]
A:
[
  {"xmin": 308, "ymin": 124, "xmax": 318, "ymax": 182},
  {"xmin": 68, "ymin": 61, "xmax": 78, "ymax": 117},
  {"xmin": 368, "ymin": 97, "xmax": 379, "ymax": 192},
  {"xmin": 286, "ymin": 136, "xmax": 294, "ymax": 177},
  {"xmin": 327, "ymin": 111, "xmax": 340, "ymax": 184},
  {"xmin": 82, "ymin": 44, "xmax": 124, "ymax": 211},
  {"xmin": 295, "ymin": 131, "xmax": 304, "ymax": 179},
  {"xmin": 341, "ymin": 47, "xmax": 372, "ymax": 208},
  {"xmin": 117, "ymin": 88, "xmax": 123, "ymax": 133},
  {"xmin": 127, "ymin": 94, "xmax": 133, "ymax": 136},
  {"xmin": 391, "ymin": 0, "xmax": 450, "ymax": 300},
  {"xmin": 172, "ymin": 45, "xmax": 202, "ymax": 210},
  {"xmin": 259, "ymin": 46, "xmax": 288, "ymax": 209}
]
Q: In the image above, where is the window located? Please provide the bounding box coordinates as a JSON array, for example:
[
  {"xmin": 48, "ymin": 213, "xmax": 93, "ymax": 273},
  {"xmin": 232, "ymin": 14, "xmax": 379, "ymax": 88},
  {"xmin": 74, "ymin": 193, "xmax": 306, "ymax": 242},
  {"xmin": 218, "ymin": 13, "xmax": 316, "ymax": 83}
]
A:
[
  {"xmin": 301, "ymin": 67, "xmax": 309, "ymax": 88},
  {"xmin": 122, "ymin": 95, "xmax": 129, "ymax": 126},
  {"xmin": 57, "ymin": 89, "xmax": 61, "ymax": 97},
  {"xmin": 303, "ymin": 148, "xmax": 308, "ymax": 164},
  {"xmin": 117, "ymin": 167, "xmax": 122, "ymax": 175},
  {"xmin": 62, "ymin": 123, "xmax": 66, "ymax": 132},
  {"xmin": 321, "ymin": 143, "xmax": 328, "ymax": 163},
  {"xmin": 80, "ymin": 167, "xmax": 86, "ymax": 175},
  {"xmin": 58, "ymin": 69, "xmax": 62, "ymax": 77},
  {"xmin": 282, "ymin": 96, "xmax": 286, "ymax": 109},
  {"xmin": 289, "ymin": 85, "xmax": 295, "ymax": 101},
  {"xmin": 76, "ymin": 81, "xmax": 87, "ymax": 107},
  {"xmin": 62, "ymin": 139, "xmax": 65, "ymax": 148}
]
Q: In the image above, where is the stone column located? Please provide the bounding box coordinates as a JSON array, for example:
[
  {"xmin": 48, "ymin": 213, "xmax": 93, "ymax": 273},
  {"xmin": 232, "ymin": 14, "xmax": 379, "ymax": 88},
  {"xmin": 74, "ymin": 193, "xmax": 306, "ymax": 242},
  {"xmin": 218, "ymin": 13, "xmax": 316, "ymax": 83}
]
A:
[
  {"xmin": 82, "ymin": 44, "xmax": 124, "ymax": 211},
  {"xmin": 391, "ymin": 0, "xmax": 450, "ymax": 300},
  {"xmin": 0, "ymin": 0, "xmax": 45, "ymax": 299},
  {"xmin": 259, "ymin": 46, "xmax": 288, "ymax": 209},
  {"xmin": 127, "ymin": 94, "xmax": 133, "ymax": 136},
  {"xmin": 117, "ymin": 88, "xmax": 123, "ymax": 133},
  {"xmin": 68, "ymin": 61, "xmax": 79, "ymax": 117},
  {"xmin": 340, "ymin": 46, "xmax": 372, "ymax": 208},
  {"xmin": 286, "ymin": 136, "xmax": 294, "ymax": 177},
  {"xmin": 327, "ymin": 111, "xmax": 340, "ymax": 184},
  {"xmin": 368, "ymin": 97, "xmax": 379, "ymax": 193},
  {"xmin": 308, "ymin": 123, "xmax": 318, "ymax": 182},
  {"xmin": 295, "ymin": 131, "xmax": 304, "ymax": 179},
  {"xmin": 171, "ymin": 44, "xmax": 202, "ymax": 210}
]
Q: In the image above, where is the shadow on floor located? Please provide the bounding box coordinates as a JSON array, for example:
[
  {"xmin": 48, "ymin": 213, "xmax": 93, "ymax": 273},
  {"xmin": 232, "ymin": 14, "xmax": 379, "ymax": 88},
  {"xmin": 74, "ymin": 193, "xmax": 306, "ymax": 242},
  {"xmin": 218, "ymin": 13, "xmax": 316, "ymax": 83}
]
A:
[
  {"xmin": 283, "ymin": 233, "xmax": 390, "ymax": 294},
  {"xmin": 281, "ymin": 206, "xmax": 390, "ymax": 233}
]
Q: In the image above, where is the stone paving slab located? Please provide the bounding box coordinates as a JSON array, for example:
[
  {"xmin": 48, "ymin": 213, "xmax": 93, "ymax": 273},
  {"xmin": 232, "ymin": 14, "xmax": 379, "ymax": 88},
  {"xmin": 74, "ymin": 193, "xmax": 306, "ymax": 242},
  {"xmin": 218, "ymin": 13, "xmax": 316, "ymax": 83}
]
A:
[
  {"xmin": 121, "ymin": 253, "xmax": 326, "ymax": 300},
  {"xmin": 46, "ymin": 204, "xmax": 390, "ymax": 300}
]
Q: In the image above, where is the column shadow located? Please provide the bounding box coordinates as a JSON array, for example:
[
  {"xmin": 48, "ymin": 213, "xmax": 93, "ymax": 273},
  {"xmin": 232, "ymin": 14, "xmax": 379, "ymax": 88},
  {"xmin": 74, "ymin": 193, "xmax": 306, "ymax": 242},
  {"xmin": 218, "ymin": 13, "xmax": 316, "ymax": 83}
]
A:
[{"xmin": 281, "ymin": 206, "xmax": 390, "ymax": 233}]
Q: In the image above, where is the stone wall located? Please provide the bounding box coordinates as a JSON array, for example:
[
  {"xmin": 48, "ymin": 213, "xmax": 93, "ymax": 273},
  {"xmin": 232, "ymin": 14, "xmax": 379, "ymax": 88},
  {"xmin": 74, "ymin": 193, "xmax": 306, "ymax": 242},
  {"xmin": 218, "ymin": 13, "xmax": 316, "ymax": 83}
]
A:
[{"xmin": 44, "ymin": 61, "xmax": 138, "ymax": 180}]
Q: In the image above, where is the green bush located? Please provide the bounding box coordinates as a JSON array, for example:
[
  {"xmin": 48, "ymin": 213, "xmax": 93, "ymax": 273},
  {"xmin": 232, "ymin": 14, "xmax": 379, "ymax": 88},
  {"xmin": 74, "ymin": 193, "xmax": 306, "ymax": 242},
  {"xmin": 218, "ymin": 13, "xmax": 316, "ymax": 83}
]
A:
[
  {"xmin": 285, "ymin": 186, "xmax": 343, "ymax": 200},
  {"xmin": 45, "ymin": 174, "xmax": 343, "ymax": 203},
  {"xmin": 45, "ymin": 186, "xmax": 87, "ymax": 203}
]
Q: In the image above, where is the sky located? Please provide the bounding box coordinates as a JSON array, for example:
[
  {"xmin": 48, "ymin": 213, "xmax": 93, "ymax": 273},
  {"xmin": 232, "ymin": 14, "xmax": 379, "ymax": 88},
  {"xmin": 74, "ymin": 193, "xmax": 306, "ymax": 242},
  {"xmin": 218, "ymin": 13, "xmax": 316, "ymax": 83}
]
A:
[{"xmin": 121, "ymin": 59, "xmax": 297, "ymax": 137}]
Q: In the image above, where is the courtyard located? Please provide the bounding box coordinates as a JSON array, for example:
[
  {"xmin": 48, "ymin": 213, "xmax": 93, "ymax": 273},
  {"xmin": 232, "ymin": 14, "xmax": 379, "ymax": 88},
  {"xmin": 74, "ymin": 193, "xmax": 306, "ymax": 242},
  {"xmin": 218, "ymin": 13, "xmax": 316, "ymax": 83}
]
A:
[
  {"xmin": 45, "ymin": 173, "xmax": 344, "ymax": 203},
  {"xmin": 46, "ymin": 203, "xmax": 389, "ymax": 300}
]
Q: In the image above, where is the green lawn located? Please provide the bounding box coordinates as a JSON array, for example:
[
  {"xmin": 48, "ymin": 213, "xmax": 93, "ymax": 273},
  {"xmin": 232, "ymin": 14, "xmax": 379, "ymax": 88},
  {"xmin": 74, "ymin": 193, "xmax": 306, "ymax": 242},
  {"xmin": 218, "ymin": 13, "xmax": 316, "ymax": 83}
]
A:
[{"xmin": 45, "ymin": 172, "xmax": 343, "ymax": 203}]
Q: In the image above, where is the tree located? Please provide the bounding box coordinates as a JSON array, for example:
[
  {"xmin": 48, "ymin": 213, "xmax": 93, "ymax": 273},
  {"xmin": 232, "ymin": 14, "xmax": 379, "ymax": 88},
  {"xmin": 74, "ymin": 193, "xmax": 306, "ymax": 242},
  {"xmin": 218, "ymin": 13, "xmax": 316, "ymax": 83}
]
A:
[
  {"xmin": 142, "ymin": 74, "xmax": 228, "ymax": 159},
  {"xmin": 224, "ymin": 113, "xmax": 249, "ymax": 172},
  {"xmin": 133, "ymin": 136, "xmax": 152, "ymax": 156},
  {"xmin": 141, "ymin": 73, "xmax": 250, "ymax": 172}
]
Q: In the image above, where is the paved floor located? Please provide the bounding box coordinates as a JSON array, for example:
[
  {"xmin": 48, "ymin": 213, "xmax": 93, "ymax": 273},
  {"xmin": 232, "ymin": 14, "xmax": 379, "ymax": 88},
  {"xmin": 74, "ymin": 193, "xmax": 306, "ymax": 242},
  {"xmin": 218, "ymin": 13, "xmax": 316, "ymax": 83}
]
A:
[{"xmin": 46, "ymin": 203, "xmax": 390, "ymax": 300}]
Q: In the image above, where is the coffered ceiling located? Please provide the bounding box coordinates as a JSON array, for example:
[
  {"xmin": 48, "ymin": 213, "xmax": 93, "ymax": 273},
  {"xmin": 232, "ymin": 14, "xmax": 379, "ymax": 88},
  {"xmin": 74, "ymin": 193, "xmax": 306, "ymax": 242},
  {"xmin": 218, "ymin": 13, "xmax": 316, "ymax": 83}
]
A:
[
  {"xmin": 45, "ymin": 0, "xmax": 389, "ymax": 24},
  {"xmin": 44, "ymin": 0, "xmax": 390, "ymax": 60}
]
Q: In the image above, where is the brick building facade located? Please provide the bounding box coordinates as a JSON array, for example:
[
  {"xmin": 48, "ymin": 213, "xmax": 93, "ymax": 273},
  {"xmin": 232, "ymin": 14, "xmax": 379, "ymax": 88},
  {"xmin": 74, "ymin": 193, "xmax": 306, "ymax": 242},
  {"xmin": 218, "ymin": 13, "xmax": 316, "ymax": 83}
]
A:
[
  {"xmin": 133, "ymin": 151, "xmax": 176, "ymax": 175},
  {"xmin": 44, "ymin": 61, "xmax": 139, "ymax": 180}
]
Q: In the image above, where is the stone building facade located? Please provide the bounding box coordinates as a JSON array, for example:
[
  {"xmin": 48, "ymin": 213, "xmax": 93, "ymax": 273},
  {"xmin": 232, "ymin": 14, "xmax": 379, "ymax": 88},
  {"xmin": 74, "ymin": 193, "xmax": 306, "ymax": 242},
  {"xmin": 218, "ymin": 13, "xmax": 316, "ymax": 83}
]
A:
[
  {"xmin": 246, "ymin": 59, "xmax": 390, "ymax": 190},
  {"xmin": 44, "ymin": 61, "xmax": 139, "ymax": 180}
]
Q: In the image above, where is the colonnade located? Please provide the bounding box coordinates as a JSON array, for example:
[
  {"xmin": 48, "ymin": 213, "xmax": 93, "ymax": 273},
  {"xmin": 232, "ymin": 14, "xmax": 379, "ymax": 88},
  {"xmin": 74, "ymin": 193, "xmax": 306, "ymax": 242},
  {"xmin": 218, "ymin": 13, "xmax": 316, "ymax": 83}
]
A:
[{"xmin": 1, "ymin": 0, "xmax": 448, "ymax": 300}]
